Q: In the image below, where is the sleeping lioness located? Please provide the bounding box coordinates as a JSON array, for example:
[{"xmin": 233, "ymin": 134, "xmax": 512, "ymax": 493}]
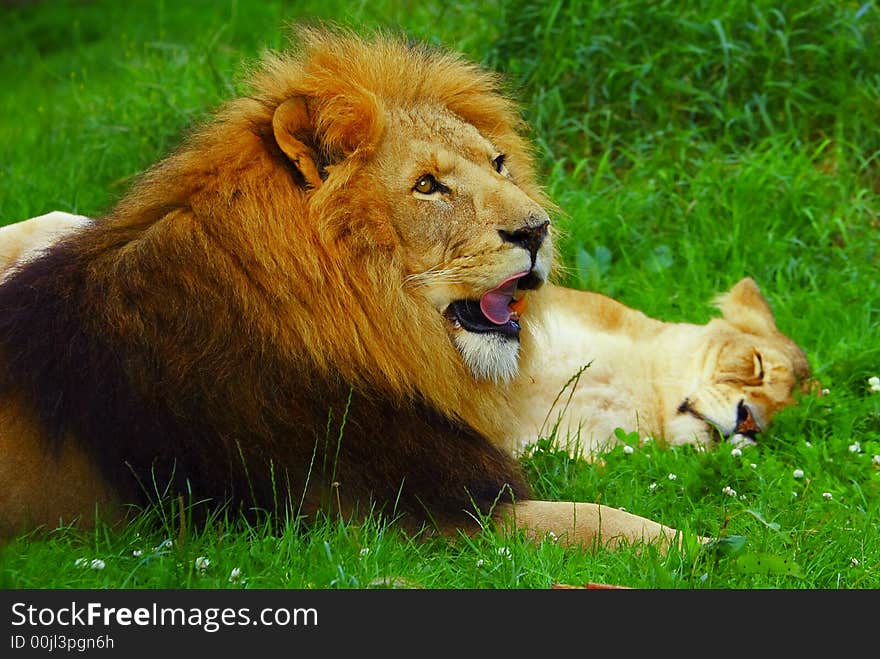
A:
[
  {"xmin": 511, "ymin": 279, "xmax": 811, "ymax": 459},
  {"xmin": 0, "ymin": 211, "xmax": 811, "ymax": 464}
]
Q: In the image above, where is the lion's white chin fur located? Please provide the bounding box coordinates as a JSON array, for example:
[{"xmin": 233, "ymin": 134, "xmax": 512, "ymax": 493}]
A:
[{"xmin": 453, "ymin": 330, "xmax": 520, "ymax": 383}]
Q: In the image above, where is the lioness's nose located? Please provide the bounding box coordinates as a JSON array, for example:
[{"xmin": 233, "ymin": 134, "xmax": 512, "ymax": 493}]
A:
[
  {"xmin": 735, "ymin": 400, "xmax": 760, "ymax": 436},
  {"xmin": 498, "ymin": 219, "xmax": 549, "ymax": 259}
]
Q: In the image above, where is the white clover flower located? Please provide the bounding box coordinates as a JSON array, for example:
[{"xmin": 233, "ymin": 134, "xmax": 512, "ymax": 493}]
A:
[
  {"xmin": 496, "ymin": 546, "xmax": 512, "ymax": 560},
  {"xmin": 667, "ymin": 473, "xmax": 677, "ymax": 481},
  {"xmin": 90, "ymin": 559, "xmax": 105, "ymax": 571},
  {"xmin": 74, "ymin": 557, "xmax": 87, "ymax": 568},
  {"xmin": 821, "ymin": 388, "xmax": 830, "ymax": 396},
  {"xmin": 622, "ymin": 444, "xmax": 634, "ymax": 455},
  {"xmin": 359, "ymin": 547, "xmax": 371, "ymax": 557},
  {"xmin": 476, "ymin": 559, "xmax": 485, "ymax": 568},
  {"xmin": 851, "ymin": 558, "xmax": 860, "ymax": 567},
  {"xmin": 822, "ymin": 492, "xmax": 833, "ymax": 500},
  {"xmin": 869, "ymin": 376, "xmax": 880, "ymax": 392},
  {"xmin": 805, "ymin": 441, "xmax": 812, "ymax": 448},
  {"xmin": 848, "ymin": 442, "xmax": 861, "ymax": 453},
  {"xmin": 228, "ymin": 567, "xmax": 242, "ymax": 583},
  {"xmin": 722, "ymin": 486, "xmax": 737, "ymax": 497},
  {"xmin": 750, "ymin": 463, "xmax": 757, "ymax": 469},
  {"xmin": 731, "ymin": 447, "xmax": 742, "ymax": 457},
  {"xmin": 649, "ymin": 482, "xmax": 658, "ymax": 491},
  {"xmin": 194, "ymin": 556, "xmax": 210, "ymax": 571},
  {"xmin": 793, "ymin": 468, "xmax": 805, "ymax": 479},
  {"xmin": 132, "ymin": 549, "xmax": 143, "ymax": 558},
  {"xmin": 873, "ymin": 455, "xmax": 880, "ymax": 466}
]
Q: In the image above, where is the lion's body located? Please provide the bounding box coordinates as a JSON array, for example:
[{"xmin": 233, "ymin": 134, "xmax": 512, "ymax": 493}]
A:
[{"xmin": 0, "ymin": 30, "xmax": 540, "ymax": 536}]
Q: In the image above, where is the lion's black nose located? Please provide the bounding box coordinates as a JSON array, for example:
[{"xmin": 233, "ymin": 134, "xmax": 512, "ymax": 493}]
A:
[{"xmin": 499, "ymin": 219, "xmax": 549, "ymax": 261}]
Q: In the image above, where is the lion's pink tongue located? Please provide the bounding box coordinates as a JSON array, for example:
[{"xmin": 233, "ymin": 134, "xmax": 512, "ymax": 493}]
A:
[{"xmin": 479, "ymin": 272, "xmax": 527, "ymax": 325}]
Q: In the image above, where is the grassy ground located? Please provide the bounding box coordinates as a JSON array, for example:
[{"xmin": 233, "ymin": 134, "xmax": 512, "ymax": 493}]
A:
[{"xmin": 1, "ymin": 0, "xmax": 878, "ymax": 589}]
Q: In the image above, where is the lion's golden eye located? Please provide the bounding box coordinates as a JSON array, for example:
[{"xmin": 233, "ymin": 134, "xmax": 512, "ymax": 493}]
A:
[
  {"xmin": 414, "ymin": 174, "xmax": 439, "ymax": 195},
  {"xmin": 753, "ymin": 351, "xmax": 765, "ymax": 381},
  {"xmin": 493, "ymin": 154, "xmax": 509, "ymax": 176}
]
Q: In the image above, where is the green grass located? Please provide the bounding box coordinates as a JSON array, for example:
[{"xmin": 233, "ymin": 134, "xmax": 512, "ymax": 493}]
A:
[{"xmin": 1, "ymin": 0, "xmax": 879, "ymax": 589}]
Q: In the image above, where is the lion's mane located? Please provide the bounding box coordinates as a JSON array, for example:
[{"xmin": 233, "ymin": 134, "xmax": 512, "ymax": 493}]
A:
[{"xmin": 0, "ymin": 28, "xmax": 548, "ymax": 528}]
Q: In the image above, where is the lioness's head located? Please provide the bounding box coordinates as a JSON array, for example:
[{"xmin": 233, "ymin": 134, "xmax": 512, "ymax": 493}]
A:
[
  {"xmin": 666, "ymin": 277, "xmax": 812, "ymax": 446},
  {"xmin": 261, "ymin": 27, "xmax": 553, "ymax": 387}
]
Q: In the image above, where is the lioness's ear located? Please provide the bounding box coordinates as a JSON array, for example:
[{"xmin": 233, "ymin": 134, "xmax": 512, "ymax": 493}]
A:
[
  {"xmin": 273, "ymin": 97, "xmax": 323, "ymax": 190},
  {"xmin": 714, "ymin": 277, "xmax": 778, "ymax": 335}
]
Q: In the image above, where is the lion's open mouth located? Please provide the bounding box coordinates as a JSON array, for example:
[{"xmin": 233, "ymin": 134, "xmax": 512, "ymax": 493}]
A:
[{"xmin": 447, "ymin": 270, "xmax": 540, "ymax": 337}]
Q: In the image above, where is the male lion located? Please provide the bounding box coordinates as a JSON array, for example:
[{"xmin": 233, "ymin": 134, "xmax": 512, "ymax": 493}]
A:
[{"xmin": 0, "ymin": 28, "xmax": 699, "ymax": 549}]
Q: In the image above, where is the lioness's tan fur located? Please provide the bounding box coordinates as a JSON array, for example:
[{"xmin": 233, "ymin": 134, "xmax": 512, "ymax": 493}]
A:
[
  {"xmin": 0, "ymin": 212, "xmax": 91, "ymax": 282},
  {"xmin": 511, "ymin": 280, "xmax": 811, "ymax": 457}
]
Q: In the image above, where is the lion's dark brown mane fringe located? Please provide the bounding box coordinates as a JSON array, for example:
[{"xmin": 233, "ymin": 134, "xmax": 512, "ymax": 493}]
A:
[{"xmin": 0, "ymin": 233, "xmax": 529, "ymax": 528}]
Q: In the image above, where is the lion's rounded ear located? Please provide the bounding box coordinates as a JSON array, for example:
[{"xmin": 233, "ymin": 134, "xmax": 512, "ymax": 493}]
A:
[
  {"xmin": 714, "ymin": 277, "xmax": 778, "ymax": 335},
  {"xmin": 272, "ymin": 97, "xmax": 323, "ymax": 190}
]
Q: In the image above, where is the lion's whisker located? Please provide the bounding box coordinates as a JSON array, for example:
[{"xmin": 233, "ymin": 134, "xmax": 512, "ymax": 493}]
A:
[{"xmin": 404, "ymin": 265, "xmax": 467, "ymax": 287}]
